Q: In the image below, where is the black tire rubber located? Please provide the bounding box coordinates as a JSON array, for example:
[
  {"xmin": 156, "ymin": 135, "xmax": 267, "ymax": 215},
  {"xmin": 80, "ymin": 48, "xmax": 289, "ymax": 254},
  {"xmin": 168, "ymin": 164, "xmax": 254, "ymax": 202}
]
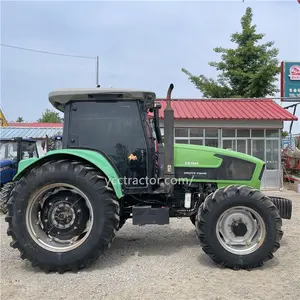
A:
[
  {"xmin": 5, "ymin": 159, "xmax": 120, "ymax": 273},
  {"xmin": 117, "ymin": 217, "xmax": 126, "ymax": 230},
  {"xmin": 190, "ymin": 215, "xmax": 196, "ymax": 226},
  {"xmin": 269, "ymin": 196, "xmax": 292, "ymax": 220},
  {"xmin": 196, "ymin": 185, "xmax": 283, "ymax": 270},
  {"xmin": 0, "ymin": 182, "xmax": 17, "ymax": 214}
]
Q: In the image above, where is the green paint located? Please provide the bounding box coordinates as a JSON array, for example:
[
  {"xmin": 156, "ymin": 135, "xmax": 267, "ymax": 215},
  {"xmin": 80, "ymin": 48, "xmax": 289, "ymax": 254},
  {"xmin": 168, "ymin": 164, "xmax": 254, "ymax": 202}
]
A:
[
  {"xmin": 174, "ymin": 144, "xmax": 264, "ymax": 189},
  {"xmin": 15, "ymin": 144, "xmax": 264, "ymax": 198},
  {"xmin": 14, "ymin": 149, "xmax": 123, "ymax": 199}
]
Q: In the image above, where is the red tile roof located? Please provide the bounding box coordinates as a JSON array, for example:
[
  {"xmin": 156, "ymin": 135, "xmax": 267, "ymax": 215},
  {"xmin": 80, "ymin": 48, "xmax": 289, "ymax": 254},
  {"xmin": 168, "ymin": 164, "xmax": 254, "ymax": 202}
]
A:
[
  {"xmin": 6, "ymin": 99, "xmax": 297, "ymax": 128},
  {"xmin": 8, "ymin": 122, "xmax": 63, "ymax": 128},
  {"xmin": 153, "ymin": 99, "xmax": 298, "ymax": 121}
]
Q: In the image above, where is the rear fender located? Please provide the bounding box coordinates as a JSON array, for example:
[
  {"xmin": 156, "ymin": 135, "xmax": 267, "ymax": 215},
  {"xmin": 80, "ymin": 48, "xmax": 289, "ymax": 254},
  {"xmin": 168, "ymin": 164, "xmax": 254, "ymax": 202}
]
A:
[{"xmin": 14, "ymin": 149, "xmax": 123, "ymax": 199}]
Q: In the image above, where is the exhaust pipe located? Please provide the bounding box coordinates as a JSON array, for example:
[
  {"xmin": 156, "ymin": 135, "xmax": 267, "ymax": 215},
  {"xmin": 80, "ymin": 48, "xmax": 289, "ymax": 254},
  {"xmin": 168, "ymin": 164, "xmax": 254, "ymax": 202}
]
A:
[{"xmin": 163, "ymin": 83, "xmax": 174, "ymax": 195}]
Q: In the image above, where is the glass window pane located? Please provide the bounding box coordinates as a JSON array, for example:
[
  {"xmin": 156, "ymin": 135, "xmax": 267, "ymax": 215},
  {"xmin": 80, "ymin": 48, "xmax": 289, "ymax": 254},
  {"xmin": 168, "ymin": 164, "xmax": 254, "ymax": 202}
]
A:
[
  {"xmin": 190, "ymin": 139, "xmax": 203, "ymax": 145},
  {"xmin": 237, "ymin": 129, "xmax": 250, "ymax": 137},
  {"xmin": 247, "ymin": 139, "xmax": 251, "ymax": 155},
  {"xmin": 222, "ymin": 129, "xmax": 235, "ymax": 137},
  {"xmin": 175, "ymin": 139, "xmax": 189, "ymax": 144},
  {"xmin": 237, "ymin": 140, "xmax": 246, "ymax": 153},
  {"xmin": 205, "ymin": 129, "xmax": 218, "ymax": 137},
  {"xmin": 266, "ymin": 140, "xmax": 279, "ymax": 170},
  {"xmin": 252, "ymin": 140, "xmax": 265, "ymax": 161},
  {"xmin": 175, "ymin": 128, "xmax": 188, "ymax": 137},
  {"xmin": 205, "ymin": 139, "xmax": 218, "ymax": 147},
  {"xmin": 252, "ymin": 129, "xmax": 264, "ymax": 137},
  {"xmin": 190, "ymin": 128, "xmax": 203, "ymax": 137},
  {"xmin": 266, "ymin": 130, "xmax": 279, "ymax": 138},
  {"xmin": 223, "ymin": 140, "xmax": 236, "ymax": 150}
]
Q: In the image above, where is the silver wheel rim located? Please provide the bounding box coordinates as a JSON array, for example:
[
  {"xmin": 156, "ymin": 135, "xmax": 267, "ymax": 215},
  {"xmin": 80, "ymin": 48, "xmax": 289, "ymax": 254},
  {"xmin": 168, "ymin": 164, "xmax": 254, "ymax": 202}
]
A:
[
  {"xmin": 216, "ymin": 206, "xmax": 266, "ymax": 255},
  {"xmin": 26, "ymin": 183, "xmax": 94, "ymax": 253}
]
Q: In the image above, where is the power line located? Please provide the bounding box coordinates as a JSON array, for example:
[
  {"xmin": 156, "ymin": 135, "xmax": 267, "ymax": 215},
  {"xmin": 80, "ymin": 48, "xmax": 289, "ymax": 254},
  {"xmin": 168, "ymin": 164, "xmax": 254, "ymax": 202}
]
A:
[{"xmin": 0, "ymin": 43, "xmax": 95, "ymax": 59}]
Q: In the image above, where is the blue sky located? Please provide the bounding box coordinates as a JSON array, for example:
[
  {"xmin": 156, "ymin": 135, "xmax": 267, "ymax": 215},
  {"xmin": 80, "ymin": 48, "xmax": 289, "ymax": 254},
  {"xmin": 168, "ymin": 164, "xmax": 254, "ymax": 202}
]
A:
[{"xmin": 1, "ymin": 0, "xmax": 300, "ymax": 132}]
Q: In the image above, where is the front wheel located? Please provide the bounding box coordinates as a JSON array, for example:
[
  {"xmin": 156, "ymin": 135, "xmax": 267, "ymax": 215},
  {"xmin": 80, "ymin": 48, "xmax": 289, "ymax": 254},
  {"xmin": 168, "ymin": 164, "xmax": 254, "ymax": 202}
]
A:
[
  {"xmin": 196, "ymin": 185, "xmax": 283, "ymax": 270},
  {"xmin": 5, "ymin": 159, "xmax": 120, "ymax": 273}
]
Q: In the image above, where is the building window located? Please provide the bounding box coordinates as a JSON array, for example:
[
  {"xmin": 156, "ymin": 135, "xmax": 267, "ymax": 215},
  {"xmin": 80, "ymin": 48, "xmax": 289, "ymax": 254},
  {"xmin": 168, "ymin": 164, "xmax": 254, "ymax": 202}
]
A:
[
  {"xmin": 266, "ymin": 140, "xmax": 279, "ymax": 170},
  {"xmin": 205, "ymin": 128, "xmax": 218, "ymax": 137},
  {"xmin": 190, "ymin": 139, "xmax": 203, "ymax": 145},
  {"xmin": 223, "ymin": 139, "xmax": 236, "ymax": 150},
  {"xmin": 252, "ymin": 140, "xmax": 265, "ymax": 161},
  {"xmin": 190, "ymin": 128, "xmax": 203, "ymax": 137},
  {"xmin": 205, "ymin": 139, "xmax": 218, "ymax": 147},
  {"xmin": 175, "ymin": 128, "xmax": 188, "ymax": 137},
  {"xmin": 175, "ymin": 139, "xmax": 189, "ymax": 144},
  {"xmin": 266, "ymin": 130, "xmax": 279, "ymax": 138},
  {"xmin": 222, "ymin": 129, "xmax": 235, "ymax": 138},
  {"xmin": 236, "ymin": 139, "xmax": 246, "ymax": 153},
  {"xmin": 174, "ymin": 127, "xmax": 280, "ymax": 173},
  {"xmin": 252, "ymin": 129, "xmax": 265, "ymax": 138},
  {"xmin": 237, "ymin": 129, "xmax": 250, "ymax": 137},
  {"xmin": 174, "ymin": 128, "xmax": 219, "ymax": 147}
]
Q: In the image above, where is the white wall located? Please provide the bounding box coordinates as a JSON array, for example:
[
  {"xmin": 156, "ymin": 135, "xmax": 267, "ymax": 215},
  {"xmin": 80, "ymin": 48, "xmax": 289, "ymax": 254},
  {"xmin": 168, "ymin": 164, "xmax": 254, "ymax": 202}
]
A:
[{"xmin": 159, "ymin": 119, "xmax": 283, "ymax": 129}]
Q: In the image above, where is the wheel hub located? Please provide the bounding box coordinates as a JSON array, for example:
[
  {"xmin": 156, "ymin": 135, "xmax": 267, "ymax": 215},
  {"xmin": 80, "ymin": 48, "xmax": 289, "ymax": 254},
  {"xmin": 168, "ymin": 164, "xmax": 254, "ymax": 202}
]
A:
[
  {"xmin": 231, "ymin": 220, "xmax": 248, "ymax": 237},
  {"xmin": 216, "ymin": 206, "xmax": 266, "ymax": 255},
  {"xmin": 40, "ymin": 191, "xmax": 90, "ymax": 241},
  {"xmin": 50, "ymin": 202, "xmax": 76, "ymax": 229},
  {"xmin": 26, "ymin": 184, "xmax": 93, "ymax": 252}
]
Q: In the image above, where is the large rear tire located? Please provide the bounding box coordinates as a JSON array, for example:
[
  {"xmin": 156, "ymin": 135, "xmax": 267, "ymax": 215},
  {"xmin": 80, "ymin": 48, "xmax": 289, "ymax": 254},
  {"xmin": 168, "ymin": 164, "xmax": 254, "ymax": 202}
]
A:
[
  {"xmin": 196, "ymin": 185, "xmax": 283, "ymax": 270},
  {"xmin": 5, "ymin": 159, "xmax": 120, "ymax": 273}
]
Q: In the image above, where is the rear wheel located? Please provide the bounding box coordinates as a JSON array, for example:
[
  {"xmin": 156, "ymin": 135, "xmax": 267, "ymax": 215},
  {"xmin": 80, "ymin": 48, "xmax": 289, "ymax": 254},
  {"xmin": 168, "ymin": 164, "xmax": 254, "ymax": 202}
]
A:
[
  {"xmin": 190, "ymin": 215, "xmax": 196, "ymax": 226},
  {"xmin": 5, "ymin": 159, "xmax": 120, "ymax": 273},
  {"xmin": 196, "ymin": 185, "xmax": 283, "ymax": 270}
]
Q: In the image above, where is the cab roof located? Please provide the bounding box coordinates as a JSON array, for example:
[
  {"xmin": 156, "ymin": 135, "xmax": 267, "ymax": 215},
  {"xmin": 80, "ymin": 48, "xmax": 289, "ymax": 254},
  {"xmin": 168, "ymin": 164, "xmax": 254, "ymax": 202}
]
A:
[{"xmin": 49, "ymin": 88, "xmax": 156, "ymax": 112}]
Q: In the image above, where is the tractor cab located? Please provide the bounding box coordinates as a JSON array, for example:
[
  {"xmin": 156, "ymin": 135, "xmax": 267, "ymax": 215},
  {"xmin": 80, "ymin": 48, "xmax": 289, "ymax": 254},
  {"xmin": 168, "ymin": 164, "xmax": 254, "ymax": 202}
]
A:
[
  {"xmin": 49, "ymin": 88, "xmax": 163, "ymax": 193},
  {"xmin": 0, "ymin": 137, "xmax": 38, "ymax": 186}
]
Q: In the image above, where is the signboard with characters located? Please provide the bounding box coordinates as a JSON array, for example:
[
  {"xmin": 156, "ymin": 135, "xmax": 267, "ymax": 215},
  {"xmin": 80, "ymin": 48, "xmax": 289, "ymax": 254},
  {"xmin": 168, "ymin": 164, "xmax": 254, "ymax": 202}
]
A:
[{"xmin": 281, "ymin": 61, "xmax": 300, "ymax": 99}]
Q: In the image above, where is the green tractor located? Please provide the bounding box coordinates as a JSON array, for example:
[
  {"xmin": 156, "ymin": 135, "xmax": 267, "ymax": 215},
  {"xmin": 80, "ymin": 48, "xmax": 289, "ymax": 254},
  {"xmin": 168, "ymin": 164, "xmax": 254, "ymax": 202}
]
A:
[{"xmin": 5, "ymin": 85, "xmax": 292, "ymax": 273}]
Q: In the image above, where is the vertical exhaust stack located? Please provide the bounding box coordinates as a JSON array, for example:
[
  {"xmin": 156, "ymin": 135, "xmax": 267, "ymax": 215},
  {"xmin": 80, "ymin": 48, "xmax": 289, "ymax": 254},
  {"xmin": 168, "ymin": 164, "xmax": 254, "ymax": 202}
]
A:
[{"xmin": 164, "ymin": 83, "xmax": 175, "ymax": 195}]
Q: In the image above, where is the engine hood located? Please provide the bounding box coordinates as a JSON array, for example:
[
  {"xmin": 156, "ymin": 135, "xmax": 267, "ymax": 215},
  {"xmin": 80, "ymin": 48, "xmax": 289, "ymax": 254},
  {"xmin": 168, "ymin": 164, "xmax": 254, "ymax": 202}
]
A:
[
  {"xmin": 0, "ymin": 159, "xmax": 13, "ymax": 168},
  {"xmin": 174, "ymin": 144, "xmax": 264, "ymax": 167}
]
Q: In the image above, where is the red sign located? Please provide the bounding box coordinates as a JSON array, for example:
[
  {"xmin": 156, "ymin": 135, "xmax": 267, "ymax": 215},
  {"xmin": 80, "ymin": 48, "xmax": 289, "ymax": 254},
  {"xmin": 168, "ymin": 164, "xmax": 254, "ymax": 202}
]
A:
[{"xmin": 289, "ymin": 65, "xmax": 300, "ymax": 80}]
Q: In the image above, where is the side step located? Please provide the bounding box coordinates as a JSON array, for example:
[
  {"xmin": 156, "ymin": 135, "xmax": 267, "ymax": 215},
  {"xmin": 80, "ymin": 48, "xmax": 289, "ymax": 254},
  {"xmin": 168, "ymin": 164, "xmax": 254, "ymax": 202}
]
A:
[
  {"xmin": 269, "ymin": 196, "xmax": 292, "ymax": 219},
  {"xmin": 132, "ymin": 206, "xmax": 169, "ymax": 225}
]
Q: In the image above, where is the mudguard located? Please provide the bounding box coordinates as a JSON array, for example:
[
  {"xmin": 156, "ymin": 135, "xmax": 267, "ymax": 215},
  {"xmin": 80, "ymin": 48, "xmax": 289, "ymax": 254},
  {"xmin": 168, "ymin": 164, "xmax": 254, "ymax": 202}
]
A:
[{"xmin": 13, "ymin": 149, "xmax": 123, "ymax": 199}]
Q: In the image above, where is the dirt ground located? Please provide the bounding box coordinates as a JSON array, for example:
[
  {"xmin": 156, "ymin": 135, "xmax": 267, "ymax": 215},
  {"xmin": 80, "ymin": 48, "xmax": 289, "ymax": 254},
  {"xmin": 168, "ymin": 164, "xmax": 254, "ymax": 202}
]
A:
[{"xmin": 1, "ymin": 190, "xmax": 299, "ymax": 300}]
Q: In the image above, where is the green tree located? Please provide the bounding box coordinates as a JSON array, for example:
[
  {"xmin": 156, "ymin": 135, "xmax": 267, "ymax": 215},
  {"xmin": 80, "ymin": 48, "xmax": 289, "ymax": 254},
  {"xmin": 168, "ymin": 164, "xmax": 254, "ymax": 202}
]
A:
[
  {"xmin": 182, "ymin": 7, "xmax": 280, "ymax": 98},
  {"xmin": 38, "ymin": 109, "xmax": 63, "ymax": 123},
  {"xmin": 16, "ymin": 117, "xmax": 24, "ymax": 122}
]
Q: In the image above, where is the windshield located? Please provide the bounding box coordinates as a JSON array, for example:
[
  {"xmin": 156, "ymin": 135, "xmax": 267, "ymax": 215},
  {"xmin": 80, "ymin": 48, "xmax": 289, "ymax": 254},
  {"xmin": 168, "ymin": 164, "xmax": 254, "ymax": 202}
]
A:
[
  {"xmin": 0, "ymin": 141, "xmax": 38, "ymax": 161},
  {"xmin": 0, "ymin": 141, "xmax": 18, "ymax": 160},
  {"xmin": 54, "ymin": 139, "xmax": 63, "ymax": 150}
]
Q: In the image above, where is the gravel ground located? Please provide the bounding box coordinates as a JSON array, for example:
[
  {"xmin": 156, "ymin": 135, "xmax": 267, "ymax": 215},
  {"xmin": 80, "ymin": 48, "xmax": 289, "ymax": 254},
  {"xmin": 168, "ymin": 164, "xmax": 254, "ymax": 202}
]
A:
[{"xmin": 1, "ymin": 190, "xmax": 300, "ymax": 300}]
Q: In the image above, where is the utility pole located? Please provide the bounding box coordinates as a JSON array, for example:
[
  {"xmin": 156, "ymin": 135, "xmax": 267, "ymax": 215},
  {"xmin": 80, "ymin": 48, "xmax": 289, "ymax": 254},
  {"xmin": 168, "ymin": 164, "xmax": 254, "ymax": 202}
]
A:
[{"xmin": 96, "ymin": 56, "xmax": 100, "ymax": 87}]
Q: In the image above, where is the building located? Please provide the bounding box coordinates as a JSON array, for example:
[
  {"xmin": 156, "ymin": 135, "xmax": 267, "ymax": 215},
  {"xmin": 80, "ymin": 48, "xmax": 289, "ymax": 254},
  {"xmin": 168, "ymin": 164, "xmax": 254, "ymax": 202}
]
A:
[
  {"xmin": 0, "ymin": 122, "xmax": 63, "ymax": 156},
  {"xmin": 155, "ymin": 98, "xmax": 298, "ymax": 190}
]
